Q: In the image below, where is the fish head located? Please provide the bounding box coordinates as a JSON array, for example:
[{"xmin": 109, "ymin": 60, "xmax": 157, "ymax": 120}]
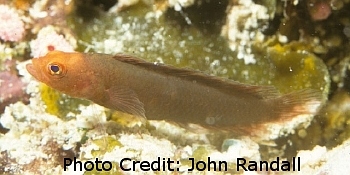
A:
[{"xmin": 26, "ymin": 51, "xmax": 93, "ymax": 97}]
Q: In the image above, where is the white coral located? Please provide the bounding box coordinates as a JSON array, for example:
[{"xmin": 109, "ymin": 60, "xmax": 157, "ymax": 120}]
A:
[
  {"xmin": 0, "ymin": 5, "xmax": 25, "ymax": 42},
  {"xmin": 30, "ymin": 26, "xmax": 75, "ymax": 58}
]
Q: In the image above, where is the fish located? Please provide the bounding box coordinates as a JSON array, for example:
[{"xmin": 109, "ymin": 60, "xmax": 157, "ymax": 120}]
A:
[{"xmin": 26, "ymin": 51, "xmax": 322, "ymax": 132}]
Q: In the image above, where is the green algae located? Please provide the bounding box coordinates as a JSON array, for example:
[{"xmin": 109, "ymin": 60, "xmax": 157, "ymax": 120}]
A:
[
  {"xmin": 180, "ymin": 146, "xmax": 209, "ymax": 167},
  {"xmin": 39, "ymin": 83, "xmax": 90, "ymax": 119},
  {"xmin": 91, "ymin": 136, "xmax": 123, "ymax": 157},
  {"xmin": 192, "ymin": 146, "xmax": 210, "ymax": 161},
  {"xmin": 320, "ymin": 90, "xmax": 350, "ymax": 146},
  {"xmin": 263, "ymin": 42, "xmax": 330, "ymax": 97},
  {"xmin": 108, "ymin": 111, "xmax": 145, "ymax": 127},
  {"xmin": 83, "ymin": 161, "xmax": 122, "ymax": 175},
  {"xmin": 308, "ymin": 90, "xmax": 350, "ymax": 148},
  {"xmin": 39, "ymin": 84, "xmax": 60, "ymax": 116},
  {"xmin": 281, "ymin": 89, "xmax": 350, "ymax": 158},
  {"xmin": 68, "ymin": 4, "xmax": 329, "ymax": 98},
  {"xmin": 80, "ymin": 137, "xmax": 123, "ymax": 174}
]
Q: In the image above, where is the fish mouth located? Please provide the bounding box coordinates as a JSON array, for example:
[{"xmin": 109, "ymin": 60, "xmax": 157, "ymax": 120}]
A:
[
  {"xmin": 26, "ymin": 63, "xmax": 36, "ymax": 76},
  {"xmin": 26, "ymin": 63, "xmax": 43, "ymax": 81}
]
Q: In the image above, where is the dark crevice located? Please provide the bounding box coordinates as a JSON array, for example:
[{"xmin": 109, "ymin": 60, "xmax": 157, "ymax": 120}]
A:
[{"xmin": 165, "ymin": 0, "xmax": 229, "ymax": 35}]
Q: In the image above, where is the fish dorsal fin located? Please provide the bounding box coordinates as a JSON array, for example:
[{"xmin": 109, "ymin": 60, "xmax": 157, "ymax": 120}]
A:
[{"xmin": 113, "ymin": 54, "xmax": 280, "ymax": 99}]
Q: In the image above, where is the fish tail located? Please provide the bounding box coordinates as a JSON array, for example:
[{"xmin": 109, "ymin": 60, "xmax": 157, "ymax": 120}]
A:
[
  {"xmin": 180, "ymin": 89, "xmax": 323, "ymax": 137},
  {"xmin": 218, "ymin": 89, "xmax": 323, "ymax": 136},
  {"xmin": 243, "ymin": 89, "xmax": 324, "ymax": 138},
  {"xmin": 272, "ymin": 89, "xmax": 323, "ymax": 122}
]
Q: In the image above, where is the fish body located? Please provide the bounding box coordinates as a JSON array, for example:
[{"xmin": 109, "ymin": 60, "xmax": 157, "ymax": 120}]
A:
[{"xmin": 26, "ymin": 51, "xmax": 321, "ymax": 130}]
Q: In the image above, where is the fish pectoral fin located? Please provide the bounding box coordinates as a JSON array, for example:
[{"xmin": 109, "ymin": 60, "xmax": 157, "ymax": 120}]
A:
[{"xmin": 106, "ymin": 86, "xmax": 146, "ymax": 118}]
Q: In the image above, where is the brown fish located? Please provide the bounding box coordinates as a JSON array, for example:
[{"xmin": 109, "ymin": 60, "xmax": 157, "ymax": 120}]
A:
[{"xmin": 26, "ymin": 51, "xmax": 321, "ymax": 132}]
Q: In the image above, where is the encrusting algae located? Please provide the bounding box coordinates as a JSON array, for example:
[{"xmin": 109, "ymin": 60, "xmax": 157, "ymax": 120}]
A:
[
  {"xmin": 38, "ymin": 83, "xmax": 61, "ymax": 116},
  {"xmin": 263, "ymin": 42, "xmax": 330, "ymax": 97},
  {"xmin": 38, "ymin": 83, "xmax": 91, "ymax": 119}
]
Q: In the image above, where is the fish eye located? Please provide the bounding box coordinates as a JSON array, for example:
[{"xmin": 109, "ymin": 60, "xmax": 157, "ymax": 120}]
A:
[
  {"xmin": 50, "ymin": 65, "xmax": 60, "ymax": 73},
  {"xmin": 48, "ymin": 63, "xmax": 65, "ymax": 76}
]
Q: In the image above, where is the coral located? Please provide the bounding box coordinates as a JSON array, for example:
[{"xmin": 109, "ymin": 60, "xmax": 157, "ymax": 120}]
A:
[
  {"xmin": 221, "ymin": 0, "xmax": 269, "ymax": 64},
  {"xmin": 170, "ymin": 0, "xmax": 195, "ymax": 8},
  {"xmin": 0, "ymin": 4, "xmax": 25, "ymax": 42},
  {"xmin": 296, "ymin": 139, "xmax": 350, "ymax": 174},
  {"xmin": 0, "ymin": 41, "xmax": 28, "ymax": 63},
  {"xmin": 318, "ymin": 90, "xmax": 350, "ymax": 147},
  {"xmin": 0, "ymin": 71, "xmax": 29, "ymax": 113},
  {"xmin": 0, "ymin": 101, "xmax": 83, "ymax": 174},
  {"xmin": 30, "ymin": 26, "xmax": 75, "ymax": 58},
  {"xmin": 308, "ymin": 0, "xmax": 332, "ymax": 21},
  {"xmin": 28, "ymin": 0, "xmax": 75, "ymax": 34}
]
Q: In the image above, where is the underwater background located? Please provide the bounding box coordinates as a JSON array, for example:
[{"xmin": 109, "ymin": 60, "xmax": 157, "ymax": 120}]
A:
[{"xmin": 0, "ymin": 0, "xmax": 350, "ymax": 174}]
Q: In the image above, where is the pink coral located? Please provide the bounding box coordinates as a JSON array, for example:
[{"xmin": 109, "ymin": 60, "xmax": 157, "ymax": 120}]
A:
[
  {"xmin": 0, "ymin": 71, "xmax": 29, "ymax": 113},
  {"xmin": 308, "ymin": 1, "xmax": 332, "ymax": 21},
  {"xmin": 30, "ymin": 27, "xmax": 75, "ymax": 58},
  {"xmin": 0, "ymin": 5, "xmax": 25, "ymax": 42}
]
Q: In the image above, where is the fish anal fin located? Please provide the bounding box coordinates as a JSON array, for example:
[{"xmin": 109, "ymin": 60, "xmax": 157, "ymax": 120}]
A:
[{"xmin": 105, "ymin": 86, "xmax": 146, "ymax": 118}]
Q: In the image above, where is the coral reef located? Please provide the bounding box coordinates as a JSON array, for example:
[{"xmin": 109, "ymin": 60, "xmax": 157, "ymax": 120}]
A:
[{"xmin": 0, "ymin": 0, "xmax": 350, "ymax": 174}]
